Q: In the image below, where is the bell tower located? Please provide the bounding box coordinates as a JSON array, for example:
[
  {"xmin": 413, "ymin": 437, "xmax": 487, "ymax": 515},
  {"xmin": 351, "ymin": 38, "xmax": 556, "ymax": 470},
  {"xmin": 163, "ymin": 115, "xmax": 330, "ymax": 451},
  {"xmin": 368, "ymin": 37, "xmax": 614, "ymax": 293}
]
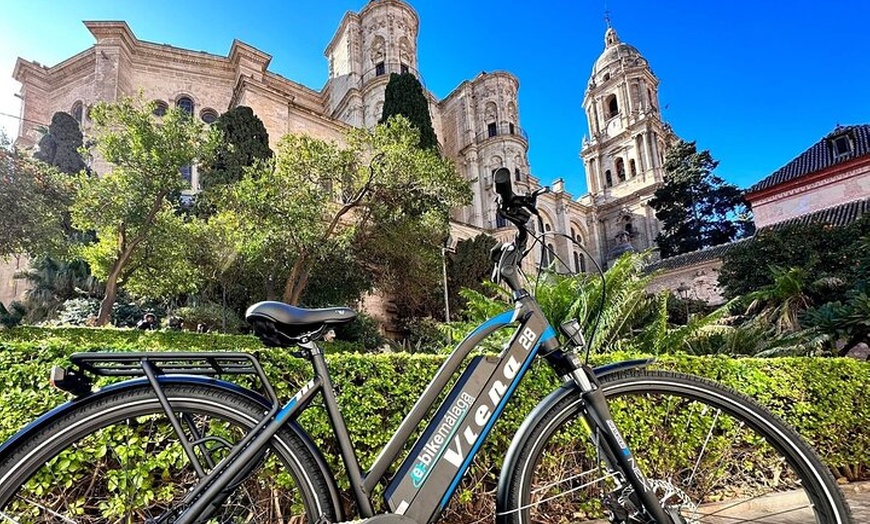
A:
[{"xmin": 580, "ymin": 24, "xmax": 679, "ymax": 263}]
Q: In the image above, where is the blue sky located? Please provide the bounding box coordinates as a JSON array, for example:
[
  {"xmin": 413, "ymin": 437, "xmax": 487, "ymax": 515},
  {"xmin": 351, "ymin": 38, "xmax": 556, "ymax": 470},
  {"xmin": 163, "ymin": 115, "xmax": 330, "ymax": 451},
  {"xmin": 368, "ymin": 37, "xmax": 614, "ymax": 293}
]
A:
[{"xmin": 1, "ymin": 0, "xmax": 868, "ymax": 197}]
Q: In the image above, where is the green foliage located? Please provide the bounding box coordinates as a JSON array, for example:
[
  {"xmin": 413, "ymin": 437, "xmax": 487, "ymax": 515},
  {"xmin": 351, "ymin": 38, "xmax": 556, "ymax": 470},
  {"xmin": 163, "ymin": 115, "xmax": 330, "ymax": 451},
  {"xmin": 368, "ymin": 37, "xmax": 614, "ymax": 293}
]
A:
[
  {"xmin": 333, "ymin": 312, "xmax": 386, "ymax": 351},
  {"xmin": 209, "ymin": 116, "xmax": 470, "ymax": 306},
  {"xmin": 720, "ymin": 215, "xmax": 870, "ymax": 299},
  {"xmin": 15, "ymin": 257, "xmax": 102, "ymax": 323},
  {"xmin": 447, "ymin": 234, "xmax": 498, "ymax": 317},
  {"xmin": 33, "ymin": 112, "xmax": 87, "ymax": 175},
  {"xmin": 0, "ymin": 326, "xmax": 867, "ymax": 523},
  {"xmin": 380, "ymin": 73, "xmax": 439, "ymax": 150},
  {"xmin": 198, "ymin": 106, "xmax": 272, "ymax": 190},
  {"xmin": 649, "ymin": 140, "xmax": 753, "ymax": 258},
  {"xmin": 173, "ymin": 302, "xmax": 244, "ymax": 333},
  {"xmin": 74, "ymin": 97, "xmax": 218, "ymax": 324},
  {"xmin": 459, "ymin": 253, "xmax": 739, "ymax": 356},
  {"xmin": 0, "ymin": 135, "xmax": 76, "ymax": 258},
  {"xmin": 0, "ymin": 301, "xmax": 26, "ymax": 328}
]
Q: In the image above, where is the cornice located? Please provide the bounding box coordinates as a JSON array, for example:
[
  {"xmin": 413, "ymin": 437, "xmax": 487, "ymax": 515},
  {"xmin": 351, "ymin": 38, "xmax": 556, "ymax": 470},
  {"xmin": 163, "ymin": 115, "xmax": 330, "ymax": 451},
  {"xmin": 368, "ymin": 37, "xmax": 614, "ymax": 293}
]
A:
[{"xmin": 747, "ymin": 156, "xmax": 870, "ymax": 207}]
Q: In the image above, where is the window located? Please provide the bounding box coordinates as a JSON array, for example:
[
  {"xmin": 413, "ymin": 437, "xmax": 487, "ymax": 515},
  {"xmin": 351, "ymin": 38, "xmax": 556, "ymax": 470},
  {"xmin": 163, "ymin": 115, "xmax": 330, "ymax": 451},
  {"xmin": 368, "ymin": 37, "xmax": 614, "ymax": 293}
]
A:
[
  {"xmin": 400, "ymin": 63, "xmax": 409, "ymax": 74},
  {"xmin": 603, "ymin": 73, "xmax": 610, "ymax": 82},
  {"xmin": 546, "ymin": 243, "xmax": 555, "ymax": 267},
  {"xmin": 629, "ymin": 159, "xmax": 637, "ymax": 177},
  {"xmin": 606, "ymin": 94, "xmax": 619, "ymax": 118},
  {"xmin": 496, "ymin": 215, "xmax": 506, "ymax": 228},
  {"xmin": 574, "ymin": 252, "xmax": 581, "ymax": 273},
  {"xmin": 71, "ymin": 101, "xmax": 83, "ymax": 125},
  {"xmin": 200, "ymin": 109, "xmax": 219, "ymax": 124},
  {"xmin": 545, "ymin": 223, "xmax": 552, "ymax": 232},
  {"xmin": 509, "ymin": 123, "xmax": 515, "ymax": 135},
  {"xmin": 177, "ymin": 96, "xmax": 194, "ymax": 116},
  {"xmin": 375, "ymin": 62, "xmax": 385, "ymax": 76},
  {"xmin": 832, "ymin": 135, "xmax": 853, "ymax": 158},
  {"xmin": 514, "ymin": 168, "xmax": 521, "ymax": 181},
  {"xmin": 605, "ymin": 170, "xmax": 613, "ymax": 187},
  {"xmin": 153, "ymin": 100, "xmax": 168, "ymax": 117},
  {"xmin": 180, "ymin": 165, "xmax": 193, "ymax": 186},
  {"xmin": 616, "ymin": 158, "xmax": 626, "ymax": 182},
  {"xmin": 488, "ymin": 122, "xmax": 497, "ymax": 138}
]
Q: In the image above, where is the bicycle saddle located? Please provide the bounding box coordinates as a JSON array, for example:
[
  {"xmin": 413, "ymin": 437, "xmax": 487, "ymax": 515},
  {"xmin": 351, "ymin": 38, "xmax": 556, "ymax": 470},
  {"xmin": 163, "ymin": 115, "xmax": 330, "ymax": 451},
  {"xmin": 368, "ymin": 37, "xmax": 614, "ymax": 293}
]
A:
[{"xmin": 246, "ymin": 301, "xmax": 357, "ymax": 346}]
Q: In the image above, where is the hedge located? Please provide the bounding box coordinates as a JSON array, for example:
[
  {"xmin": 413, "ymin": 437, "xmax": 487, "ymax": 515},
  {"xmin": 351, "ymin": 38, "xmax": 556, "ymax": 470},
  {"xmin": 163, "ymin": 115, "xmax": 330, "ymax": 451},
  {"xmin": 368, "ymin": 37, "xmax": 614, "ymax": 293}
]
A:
[{"xmin": 0, "ymin": 327, "xmax": 868, "ymax": 521}]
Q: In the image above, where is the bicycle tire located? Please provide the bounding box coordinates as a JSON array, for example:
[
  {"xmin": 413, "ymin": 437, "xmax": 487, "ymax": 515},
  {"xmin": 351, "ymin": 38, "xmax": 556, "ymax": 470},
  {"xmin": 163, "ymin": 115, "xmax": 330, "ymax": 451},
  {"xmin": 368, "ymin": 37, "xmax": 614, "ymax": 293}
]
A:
[
  {"xmin": 0, "ymin": 382, "xmax": 339, "ymax": 524},
  {"xmin": 498, "ymin": 369, "xmax": 853, "ymax": 524}
]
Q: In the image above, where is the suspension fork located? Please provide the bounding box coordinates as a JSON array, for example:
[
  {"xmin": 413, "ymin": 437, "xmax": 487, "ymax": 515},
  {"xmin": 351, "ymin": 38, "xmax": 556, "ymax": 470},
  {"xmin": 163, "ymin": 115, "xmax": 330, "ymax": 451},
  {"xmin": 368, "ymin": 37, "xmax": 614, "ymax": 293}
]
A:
[{"xmin": 562, "ymin": 360, "xmax": 672, "ymax": 523}]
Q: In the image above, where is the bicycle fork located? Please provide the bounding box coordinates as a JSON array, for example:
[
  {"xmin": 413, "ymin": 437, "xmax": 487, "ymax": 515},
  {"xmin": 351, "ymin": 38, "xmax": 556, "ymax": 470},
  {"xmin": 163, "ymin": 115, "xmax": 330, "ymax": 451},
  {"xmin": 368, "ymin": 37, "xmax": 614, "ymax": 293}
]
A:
[{"xmin": 570, "ymin": 365, "xmax": 674, "ymax": 524}]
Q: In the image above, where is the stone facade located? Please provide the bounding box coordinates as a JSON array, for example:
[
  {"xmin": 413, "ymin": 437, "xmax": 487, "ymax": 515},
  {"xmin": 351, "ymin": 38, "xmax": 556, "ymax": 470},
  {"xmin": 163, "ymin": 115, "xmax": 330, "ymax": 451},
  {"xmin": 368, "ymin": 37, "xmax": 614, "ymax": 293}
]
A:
[{"xmin": 5, "ymin": 2, "xmax": 675, "ymax": 305}]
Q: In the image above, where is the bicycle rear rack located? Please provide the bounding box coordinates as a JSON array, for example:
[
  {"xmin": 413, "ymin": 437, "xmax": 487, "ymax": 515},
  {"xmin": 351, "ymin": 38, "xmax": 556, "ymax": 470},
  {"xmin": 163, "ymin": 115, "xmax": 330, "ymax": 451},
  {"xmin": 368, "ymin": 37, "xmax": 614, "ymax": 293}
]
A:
[{"xmin": 51, "ymin": 351, "xmax": 278, "ymax": 404}]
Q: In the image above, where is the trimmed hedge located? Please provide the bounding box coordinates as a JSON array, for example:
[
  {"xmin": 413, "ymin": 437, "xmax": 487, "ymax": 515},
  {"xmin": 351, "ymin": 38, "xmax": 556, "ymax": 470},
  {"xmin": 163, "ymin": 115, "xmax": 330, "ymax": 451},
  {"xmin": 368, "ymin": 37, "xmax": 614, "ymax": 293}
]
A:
[{"xmin": 0, "ymin": 327, "xmax": 868, "ymax": 520}]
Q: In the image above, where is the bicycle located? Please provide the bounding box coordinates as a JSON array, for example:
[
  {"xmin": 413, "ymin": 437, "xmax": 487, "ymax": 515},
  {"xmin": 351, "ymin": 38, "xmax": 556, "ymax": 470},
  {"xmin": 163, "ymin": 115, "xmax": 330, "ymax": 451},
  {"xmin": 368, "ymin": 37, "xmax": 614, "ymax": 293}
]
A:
[{"xmin": 0, "ymin": 168, "xmax": 853, "ymax": 524}]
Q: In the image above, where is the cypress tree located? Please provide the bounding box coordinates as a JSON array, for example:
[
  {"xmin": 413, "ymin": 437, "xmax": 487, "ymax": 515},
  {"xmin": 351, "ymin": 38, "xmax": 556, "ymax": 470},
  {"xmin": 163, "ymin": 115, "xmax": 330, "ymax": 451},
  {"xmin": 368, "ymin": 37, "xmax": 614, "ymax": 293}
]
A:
[
  {"xmin": 34, "ymin": 112, "xmax": 87, "ymax": 174},
  {"xmin": 380, "ymin": 72, "xmax": 439, "ymax": 150},
  {"xmin": 200, "ymin": 106, "xmax": 272, "ymax": 189}
]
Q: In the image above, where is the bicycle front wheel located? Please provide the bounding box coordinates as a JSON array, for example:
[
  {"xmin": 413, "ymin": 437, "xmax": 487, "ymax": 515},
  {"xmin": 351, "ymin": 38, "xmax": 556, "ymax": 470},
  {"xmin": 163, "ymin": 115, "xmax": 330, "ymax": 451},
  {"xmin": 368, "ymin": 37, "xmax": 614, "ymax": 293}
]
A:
[
  {"xmin": 0, "ymin": 382, "xmax": 339, "ymax": 524},
  {"xmin": 499, "ymin": 369, "xmax": 852, "ymax": 524}
]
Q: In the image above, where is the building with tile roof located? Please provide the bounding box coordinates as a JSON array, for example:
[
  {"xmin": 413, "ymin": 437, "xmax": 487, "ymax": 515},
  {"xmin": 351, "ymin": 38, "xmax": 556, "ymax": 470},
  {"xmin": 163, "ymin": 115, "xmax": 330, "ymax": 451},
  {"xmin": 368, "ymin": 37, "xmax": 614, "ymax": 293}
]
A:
[{"xmin": 648, "ymin": 126, "xmax": 870, "ymax": 303}]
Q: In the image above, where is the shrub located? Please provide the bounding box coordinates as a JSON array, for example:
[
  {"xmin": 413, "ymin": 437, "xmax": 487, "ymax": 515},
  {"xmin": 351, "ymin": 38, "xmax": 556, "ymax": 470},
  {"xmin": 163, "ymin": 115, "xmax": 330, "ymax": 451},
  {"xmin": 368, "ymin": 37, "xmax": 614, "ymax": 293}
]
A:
[
  {"xmin": 333, "ymin": 312, "xmax": 385, "ymax": 351},
  {"xmin": 173, "ymin": 302, "xmax": 244, "ymax": 333}
]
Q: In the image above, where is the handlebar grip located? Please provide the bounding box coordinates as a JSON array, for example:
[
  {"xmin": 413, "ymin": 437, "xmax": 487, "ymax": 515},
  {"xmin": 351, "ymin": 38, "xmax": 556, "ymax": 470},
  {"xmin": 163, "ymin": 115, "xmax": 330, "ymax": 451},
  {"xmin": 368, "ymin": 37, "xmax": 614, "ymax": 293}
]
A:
[{"xmin": 494, "ymin": 167, "xmax": 514, "ymax": 205}]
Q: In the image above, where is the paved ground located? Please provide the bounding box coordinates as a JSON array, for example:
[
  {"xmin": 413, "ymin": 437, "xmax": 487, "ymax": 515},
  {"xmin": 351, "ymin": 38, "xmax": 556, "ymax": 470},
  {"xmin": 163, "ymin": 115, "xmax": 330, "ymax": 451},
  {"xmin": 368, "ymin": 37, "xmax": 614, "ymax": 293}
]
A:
[
  {"xmin": 580, "ymin": 481, "xmax": 870, "ymax": 522},
  {"xmin": 843, "ymin": 481, "xmax": 870, "ymax": 521}
]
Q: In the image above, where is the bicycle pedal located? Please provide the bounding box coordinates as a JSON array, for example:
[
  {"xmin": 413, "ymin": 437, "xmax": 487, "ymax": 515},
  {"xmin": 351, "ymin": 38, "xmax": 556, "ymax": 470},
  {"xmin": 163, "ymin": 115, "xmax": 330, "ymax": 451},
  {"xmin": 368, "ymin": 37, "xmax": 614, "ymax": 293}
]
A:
[{"xmin": 338, "ymin": 514, "xmax": 418, "ymax": 524}]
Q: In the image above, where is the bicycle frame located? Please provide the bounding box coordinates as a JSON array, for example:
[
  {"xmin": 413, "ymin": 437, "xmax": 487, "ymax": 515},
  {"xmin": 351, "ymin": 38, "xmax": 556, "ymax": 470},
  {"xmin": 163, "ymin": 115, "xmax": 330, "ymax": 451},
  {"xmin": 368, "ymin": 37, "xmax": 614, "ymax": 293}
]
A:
[
  {"xmin": 170, "ymin": 295, "xmax": 671, "ymax": 524},
  {"xmin": 172, "ymin": 291, "xmax": 558, "ymax": 524}
]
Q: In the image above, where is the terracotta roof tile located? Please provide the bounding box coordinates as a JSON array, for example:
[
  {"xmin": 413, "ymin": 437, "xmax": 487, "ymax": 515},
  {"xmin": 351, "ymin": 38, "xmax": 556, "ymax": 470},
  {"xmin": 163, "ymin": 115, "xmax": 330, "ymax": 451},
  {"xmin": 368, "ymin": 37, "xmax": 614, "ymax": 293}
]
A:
[{"xmin": 747, "ymin": 124, "xmax": 870, "ymax": 194}]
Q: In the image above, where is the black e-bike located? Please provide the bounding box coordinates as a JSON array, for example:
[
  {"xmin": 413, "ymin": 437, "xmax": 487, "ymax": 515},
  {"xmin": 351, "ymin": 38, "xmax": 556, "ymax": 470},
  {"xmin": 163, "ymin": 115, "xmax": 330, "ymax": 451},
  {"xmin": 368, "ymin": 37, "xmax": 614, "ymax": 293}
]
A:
[{"xmin": 0, "ymin": 170, "xmax": 852, "ymax": 523}]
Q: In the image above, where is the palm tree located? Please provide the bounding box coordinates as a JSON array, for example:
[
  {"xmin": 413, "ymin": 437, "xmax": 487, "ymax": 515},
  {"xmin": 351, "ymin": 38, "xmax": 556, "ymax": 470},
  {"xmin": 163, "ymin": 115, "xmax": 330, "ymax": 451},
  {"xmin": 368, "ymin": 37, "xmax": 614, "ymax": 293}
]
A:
[{"xmin": 16, "ymin": 257, "xmax": 103, "ymax": 322}]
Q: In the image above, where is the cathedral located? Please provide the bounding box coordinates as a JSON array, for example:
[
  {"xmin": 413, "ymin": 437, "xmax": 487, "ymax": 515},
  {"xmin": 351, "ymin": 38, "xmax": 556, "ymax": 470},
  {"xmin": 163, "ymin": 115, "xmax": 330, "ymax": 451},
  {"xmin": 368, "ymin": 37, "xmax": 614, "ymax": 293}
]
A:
[{"xmin": 6, "ymin": 0, "xmax": 679, "ymax": 305}]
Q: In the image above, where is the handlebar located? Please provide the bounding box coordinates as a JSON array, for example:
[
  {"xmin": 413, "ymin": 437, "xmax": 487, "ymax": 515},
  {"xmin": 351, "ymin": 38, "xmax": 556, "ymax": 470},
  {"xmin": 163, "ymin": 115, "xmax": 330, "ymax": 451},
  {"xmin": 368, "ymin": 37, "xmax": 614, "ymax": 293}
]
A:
[{"xmin": 491, "ymin": 169, "xmax": 550, "ymax": 290}]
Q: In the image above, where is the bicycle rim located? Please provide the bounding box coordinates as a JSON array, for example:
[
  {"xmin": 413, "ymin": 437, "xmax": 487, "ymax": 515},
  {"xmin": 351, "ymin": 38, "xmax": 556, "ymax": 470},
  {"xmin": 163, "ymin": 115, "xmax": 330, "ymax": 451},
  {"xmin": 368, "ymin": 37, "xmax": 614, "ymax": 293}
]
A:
[{"xmin": 512, "ymin": 370, "xmax": 851, "ymax": 524}]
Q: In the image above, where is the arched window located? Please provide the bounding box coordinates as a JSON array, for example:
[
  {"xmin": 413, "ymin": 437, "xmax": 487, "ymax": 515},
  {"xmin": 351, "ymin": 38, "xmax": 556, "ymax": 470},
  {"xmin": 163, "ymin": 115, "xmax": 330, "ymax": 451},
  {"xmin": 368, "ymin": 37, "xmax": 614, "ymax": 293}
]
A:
[
  {"xmin": 152, "ymin": 100, "xmax": 168, "ymax": 117},
  {"xmin": 629, "ymin": 159, "xmax": 637, "ymax": 177},
  {"xmin": 71, "ymin": 101, "xmax": 83, "ymax": 125},
  {"xmin": 605, "ymin": 170, "xmax": 613, "ymax": 188},
  {"xmin": 200, "ymin": 108, "xmax": 219, "ymax": 124},
  {"xmin": 616, "ymin": 158, "xmax": 626, "ymax": 182},
  {"xmin": 177, "ymin": 96, "xmax": 194, "ymax": 116},
  {"xmin": 602, "ymin": 73, "xmax": 610, "ymax": 82},
  {"xmin": 574, "ymin": 252, "xmax": 581, "ymax": 273},
  {"xmin": 606, "ymin": 94, "xmax": 619, "ymax": 118},
  {"xmin": 514, "ymin": 168, "xmax": 521, "ymax": 182}
]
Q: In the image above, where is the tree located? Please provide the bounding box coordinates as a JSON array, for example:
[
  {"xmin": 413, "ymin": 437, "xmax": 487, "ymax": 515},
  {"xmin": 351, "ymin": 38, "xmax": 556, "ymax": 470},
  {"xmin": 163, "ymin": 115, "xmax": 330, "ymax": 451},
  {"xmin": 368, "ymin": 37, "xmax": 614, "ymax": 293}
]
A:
[
  {"xmin": 447, "ymin": 234, "xmax": 498, "ymax": 317},
  {"xmin": 34, "ymin": 111, "xmax": 87, "ymax": 174},
  {"xmin": 211, "ymin": 116, "xmax": 470, "ymax": 306},
  {"xmin": 0, "ymin": 134, "xmax": 74, "ymax": 258},
  {"xmin": 380, "ymin": 72, "xmax": 439, "ymax": 150},
  {"xmin": 198, "ymin": 106, "xmax": 272, "ymax": 190},
  {"xmin": 72, "ymin": 97, "xmax": 217, "ymax": 325},
  {"xmin": 719, "ymin": 215, "xmax": 870, "ymax": 299},
  {"xmin": 649, "ymin": 140, "xmax": 753, "ymax": 258}
]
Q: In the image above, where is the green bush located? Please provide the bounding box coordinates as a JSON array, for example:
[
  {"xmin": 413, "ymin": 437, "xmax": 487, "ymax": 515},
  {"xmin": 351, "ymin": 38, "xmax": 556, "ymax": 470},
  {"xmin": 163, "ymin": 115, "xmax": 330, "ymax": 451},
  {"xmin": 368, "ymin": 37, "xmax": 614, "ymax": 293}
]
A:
[
  {"xmin": 173, "ymin": 302, "xmax": 244, "ymax": 333},
  {"xmin": 0, "ymin": 327, "xmax": 867, "ymax": 521}
]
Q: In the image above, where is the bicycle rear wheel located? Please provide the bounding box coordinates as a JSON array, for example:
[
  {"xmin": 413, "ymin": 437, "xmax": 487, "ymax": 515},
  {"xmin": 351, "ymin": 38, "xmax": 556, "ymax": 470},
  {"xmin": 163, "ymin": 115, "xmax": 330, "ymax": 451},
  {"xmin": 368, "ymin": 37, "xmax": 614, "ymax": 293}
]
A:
[
  {"xmin": 0, "ymin": 383, "xmax": 338, "ymax": 524},
  {"xmin": 499, "ymin": 369, "xmax": 852, "ymax": 523}
]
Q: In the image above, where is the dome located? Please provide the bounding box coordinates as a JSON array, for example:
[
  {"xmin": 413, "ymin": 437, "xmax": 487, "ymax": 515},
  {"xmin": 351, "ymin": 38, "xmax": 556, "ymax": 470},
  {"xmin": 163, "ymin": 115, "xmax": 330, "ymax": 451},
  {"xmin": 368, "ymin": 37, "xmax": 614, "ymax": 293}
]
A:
[{"xmin": 591, "ymin": 27, "xmax": 648, "ymax": 77}]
